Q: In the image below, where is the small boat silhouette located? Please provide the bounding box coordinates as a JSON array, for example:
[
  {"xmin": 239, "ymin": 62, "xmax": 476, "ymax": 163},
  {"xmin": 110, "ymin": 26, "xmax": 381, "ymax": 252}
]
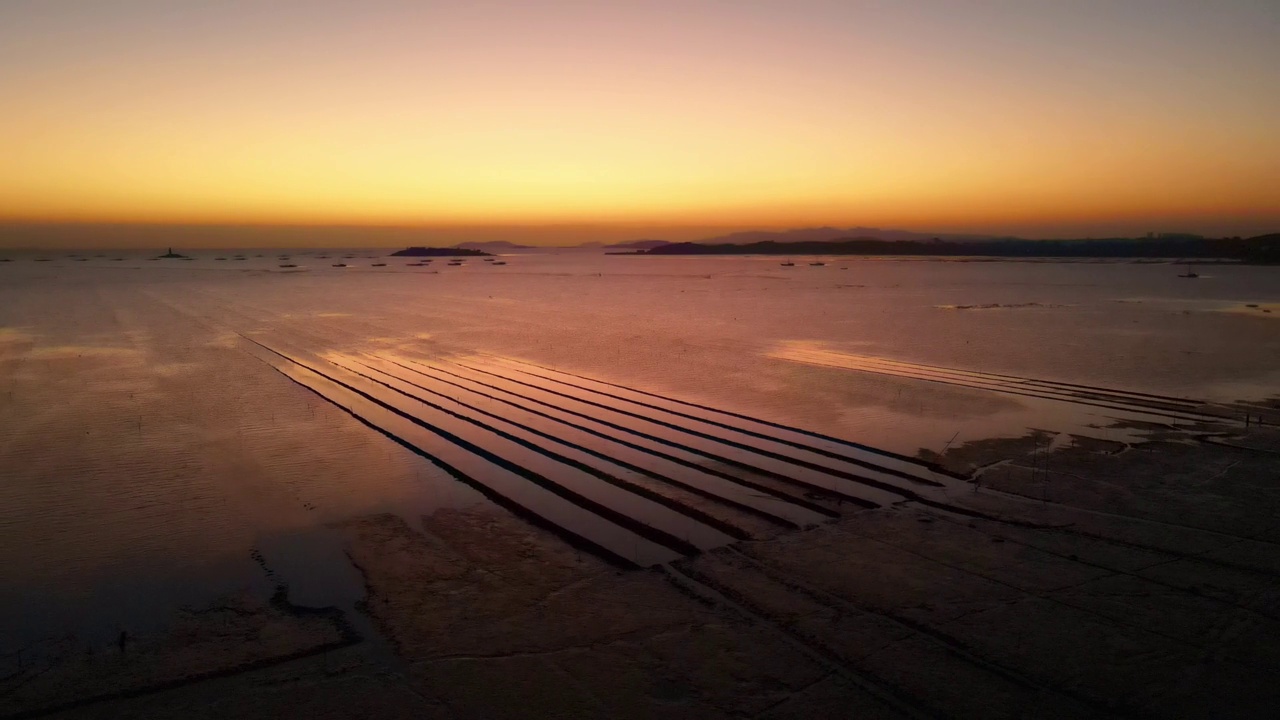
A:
[
  {"xmin": 810, "ymin": 262, "xmax": 826, "ymax": 266},
  {"xmin": 780, "ymin": 261, "xmax": 795, "ymax": 267},
  {"xmin": 332, "ymin": 263, "xmax": 347, "ymax": 267},
  {"xmin": 279, "ymin": 263, "xmax": 297, "ymax": 268}
]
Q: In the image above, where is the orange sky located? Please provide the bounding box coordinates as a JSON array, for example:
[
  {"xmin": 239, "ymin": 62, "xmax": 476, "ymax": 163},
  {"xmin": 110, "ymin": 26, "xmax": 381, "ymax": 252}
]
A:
[{"xmin": 2, "ymin": 1, "xmax": 1278, "ymax": 246}]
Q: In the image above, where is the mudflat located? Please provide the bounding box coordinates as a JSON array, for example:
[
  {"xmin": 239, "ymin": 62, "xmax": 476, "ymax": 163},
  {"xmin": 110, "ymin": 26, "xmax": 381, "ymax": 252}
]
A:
[{"xmin": 2, "ymin": 256, "xmax": 1278, "ymax": 718}]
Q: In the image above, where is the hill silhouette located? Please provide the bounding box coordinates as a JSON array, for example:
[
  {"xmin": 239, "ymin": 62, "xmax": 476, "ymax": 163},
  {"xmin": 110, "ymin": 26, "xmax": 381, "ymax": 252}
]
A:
[
  {"xmin": 641, "ymin": 235, "xmax": 1280, "ymax": 263},
  {"xmin": 389, "ymin": 246, "xmax": 491, "ymax": 257},
  {"xmin": 453, "ymin": 241, "xmax": 533, "ymax": 252}
]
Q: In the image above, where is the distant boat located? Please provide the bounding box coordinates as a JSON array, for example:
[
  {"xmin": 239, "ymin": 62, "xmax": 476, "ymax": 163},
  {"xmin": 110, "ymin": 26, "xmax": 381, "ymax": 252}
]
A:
[
  {"xmin": 406, "ymin": 262, "xmax": 424, "ymax": 266},
  {"xmin": 371, "ymin": 263, "xmax": 386, "ymax": 267},
  {"xmin": 1178, "ymin": 262, "xmax": 1198, "ymax": 278},
  {"xmin": 492, "ymin": 261, "xmax": 507, "ymax": 265},
  {"xmin": 278, "ymin": 263, "xmax": 298, "ymax": 268},
  {"xmin": 810, "ymin": 262, "xmax": 826, "ymax": 266},
  {"xmin": 780, "ymin": 261, "xmax": 795, "ymax": 267},
  {"xmin": 332, "ymin": 263, "xmax": 347, "ymax": 267}
]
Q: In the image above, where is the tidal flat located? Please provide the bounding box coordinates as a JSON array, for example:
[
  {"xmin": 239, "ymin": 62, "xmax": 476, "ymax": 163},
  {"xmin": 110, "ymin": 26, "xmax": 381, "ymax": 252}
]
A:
[{"xmin": 2, "ymin": 253, "xmax": 1279, "ymax": 718}]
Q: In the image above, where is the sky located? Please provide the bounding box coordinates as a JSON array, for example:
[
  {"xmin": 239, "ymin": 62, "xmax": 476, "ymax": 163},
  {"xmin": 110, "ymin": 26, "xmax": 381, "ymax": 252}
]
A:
[{"xmin": 2, "ymin": 0, "xmax": 1278, "ymax": 247}]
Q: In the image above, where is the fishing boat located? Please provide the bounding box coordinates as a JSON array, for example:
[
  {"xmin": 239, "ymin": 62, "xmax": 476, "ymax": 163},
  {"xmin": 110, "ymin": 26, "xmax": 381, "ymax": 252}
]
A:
[
  {"xmin": 1178, "ymin": 262, "xmax": 1199, "ymax": 278},
  {"xmin": 332, "ymin": 263, "xmax": 347, "ymax": 267},
  {"xmin": 372, "ymin": 262, "xmax": 387, "ymax": 267},
  {"xmin": 279, "ymin": 263, "xmax": 297, "ymax": 268},
  {"xmin": 780, "ymin": 261, "xmax": 795, "ymax": 267},
  {"xmin": 810, "ymin": 261, "xmax": 826, "ymax": 266}
]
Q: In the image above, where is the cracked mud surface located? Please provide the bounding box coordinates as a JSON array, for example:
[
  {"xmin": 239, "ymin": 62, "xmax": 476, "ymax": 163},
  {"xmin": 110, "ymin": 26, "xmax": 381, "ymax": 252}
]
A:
[{"xmin": 8, "ymin": 423, "xmax": 1278, "ymax": 719}]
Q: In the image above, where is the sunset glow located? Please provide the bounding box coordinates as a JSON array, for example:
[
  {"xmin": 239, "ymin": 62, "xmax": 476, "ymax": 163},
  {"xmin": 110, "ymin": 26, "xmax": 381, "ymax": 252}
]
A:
[{"xmin": 3, "ymin": 0, "xmax": 1278, "ymax": 244}]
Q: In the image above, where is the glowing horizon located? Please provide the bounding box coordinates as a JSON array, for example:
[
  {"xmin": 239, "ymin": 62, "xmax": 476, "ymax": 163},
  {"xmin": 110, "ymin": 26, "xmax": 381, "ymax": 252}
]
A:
[{"xmin": 3, "ymin": 1, "xmax": 1278, "ymax": 246}]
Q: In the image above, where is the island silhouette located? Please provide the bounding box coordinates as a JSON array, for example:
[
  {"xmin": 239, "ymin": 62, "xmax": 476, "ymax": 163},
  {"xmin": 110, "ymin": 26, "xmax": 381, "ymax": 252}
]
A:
[
  {"xmin": 636, "ymin": 234, "xmax": 1280, "ymax": 263},
  {"xmin": 389, "ymin": 246, "xmax": 492, "ymax": 258}
]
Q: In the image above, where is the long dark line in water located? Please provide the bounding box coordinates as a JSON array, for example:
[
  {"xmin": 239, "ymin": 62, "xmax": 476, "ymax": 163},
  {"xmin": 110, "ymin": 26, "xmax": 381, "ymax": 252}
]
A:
[
  {"xmin": 841, "ymin": 353, "xmax": 1209, "ymax": 406},
  {"xmin": 453, "ymin": 359, "xmax": 929, "ymax": 503},
  {"xmin": 829, "ymin": 353, "xmax": 1218, "ymax": 409},
  {"xmin": 447, "ymin": 359, "xmax": 894, "ymax": 506},
  {"xmin": 336, "ymin": 357, "xmax": 753, "ymax": 541},
  {"xmin": 486, "ymin": 354, "xmax": 968, "ymax": 479},
  {"xmin": 243, "ymin": 337, "xmax": 701, "ymax": 559},
  {"xmin": 831, "ymin": 355, "xmax": 1197, "ymax": 409},
  {"xmin": 407, "ymin": 358, "xmax": 877, "ymax": 508},
  {"xmin": 492, "ymin": 360, "xmax": 945, "ymax": 487},
  {"xmin": 788, "ymin": 356, "xmax": 1207, "ymax": 424},
  {"xmin": 248, "ymin": 359, "xmax": 639, "ymax": 570},
  {"xmin": 391, "ymin": 357, "xmax": 840, "ymax": 519},
  {"xmin": 851, "ymin": 362, "xmax": 1217, "ymax": 418},
  {"xmin": 360, "ymin": 356, "xmax": 813, "ymax": 530},
  {"xmin": 806, "ymin": 354, "xmax": 1220, "ymax": 417}
]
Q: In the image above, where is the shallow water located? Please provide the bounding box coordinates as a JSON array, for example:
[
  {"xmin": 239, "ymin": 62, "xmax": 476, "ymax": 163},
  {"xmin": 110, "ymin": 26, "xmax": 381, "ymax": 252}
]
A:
[{"xmin": 2, "ymin": 250, "xmax": 1278, "ymax": 648}]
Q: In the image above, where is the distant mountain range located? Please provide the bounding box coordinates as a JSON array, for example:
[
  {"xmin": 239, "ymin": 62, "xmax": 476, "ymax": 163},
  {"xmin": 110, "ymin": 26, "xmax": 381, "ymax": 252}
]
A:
[
  {"xmin": 453, "ymin": 241, "xmax": 535, "ymax": 251},
  {"xmin": 641, "ymin": 234, "xmax": 1280, "ymax": 262},
  {"xmin": 603, "ymin": 239, "xmax": 672, "ymax": 250},
  {"xmin": 691, "ymin": 227, "xmax": 1004, "ymax": 245}
]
